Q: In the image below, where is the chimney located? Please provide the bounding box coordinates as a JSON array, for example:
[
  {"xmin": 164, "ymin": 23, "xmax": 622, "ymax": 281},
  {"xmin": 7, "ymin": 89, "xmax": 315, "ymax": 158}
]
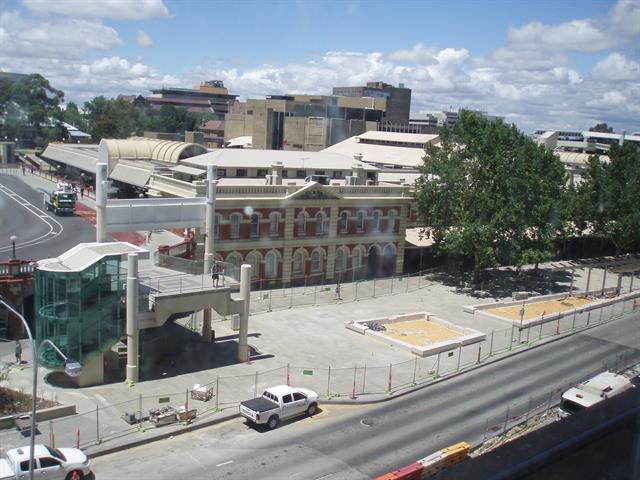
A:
[{"xmin": 271, "ymin": 161, "xmax": 283, "ymax": 185}]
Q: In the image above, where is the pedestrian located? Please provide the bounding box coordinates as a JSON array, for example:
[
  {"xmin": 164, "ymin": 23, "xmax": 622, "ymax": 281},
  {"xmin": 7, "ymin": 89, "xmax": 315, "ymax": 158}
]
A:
[
  {"xmin": 335, "ymin": 282, "xmax": 341, "ymax": 300},
  {"xmin": 80, "ymin": 186, "xmax": 84, "ymax": 199},
  {"xmin": 147, "ymin": 230, "xmax": 153, "ymax": 241},
  {"xmin": 15, "ymin": 340, "xmax": 22, "ymax": 364},
  {"xmin": 21, "ymin": 165, "xmax": 25, "ymax": 176},
  {"xmin": 211, "ymin": 262, "xmax": 220, "ymax": 288},
  {"xmin": 30, "ymin": 166, "xmax": 34, "ymax": 174}
]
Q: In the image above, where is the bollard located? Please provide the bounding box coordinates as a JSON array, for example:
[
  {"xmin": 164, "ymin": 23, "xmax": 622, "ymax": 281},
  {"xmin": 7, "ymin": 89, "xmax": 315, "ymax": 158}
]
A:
[
  {"xmin": 351, "ymin": 366, "xmax": 357, "ymax": 399},
  {"xmin": 387, "ymin": 363, "xmax": 393, "ymax": 394}
]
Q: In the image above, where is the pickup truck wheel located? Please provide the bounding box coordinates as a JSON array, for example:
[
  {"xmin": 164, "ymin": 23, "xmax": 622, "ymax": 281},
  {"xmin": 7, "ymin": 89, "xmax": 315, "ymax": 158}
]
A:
[
  {"xmin": 267, "ymin": 415, "xmax": 279, "ymax": 430},
  {"xmin": 307, "ymin": 403, "xmax": 318, "ymax": 416},
  {"xmin": 66, "ymin": 470, "xmax": 84, "ymax": 480}
]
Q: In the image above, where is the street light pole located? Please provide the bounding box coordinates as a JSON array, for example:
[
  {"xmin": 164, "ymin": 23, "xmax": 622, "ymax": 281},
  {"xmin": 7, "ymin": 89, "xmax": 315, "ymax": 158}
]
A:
[
  {"xmin": 10, "ymin": 235, "xmax": 16, "ymax": 259},
  {"xmin": 0, "ymin": 299, "xmax": 81, "ymax": 480}
]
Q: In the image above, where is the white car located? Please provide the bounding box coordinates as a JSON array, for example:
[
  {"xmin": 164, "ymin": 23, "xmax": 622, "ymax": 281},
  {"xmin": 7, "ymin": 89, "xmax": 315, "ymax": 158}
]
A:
[
  {"xmin": 240, "ymin": 385, "xmax": 320, "ymax": 429},
  {"xmin": 0, "ymin": 444, "xmax": 91, "ymax": 480}
]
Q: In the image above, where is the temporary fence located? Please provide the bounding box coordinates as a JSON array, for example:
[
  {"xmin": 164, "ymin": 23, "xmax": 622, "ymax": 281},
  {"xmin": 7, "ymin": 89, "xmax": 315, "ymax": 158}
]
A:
[{"xmin": 1, "ymin": 290, "xmax": 638, "ymax": 455}]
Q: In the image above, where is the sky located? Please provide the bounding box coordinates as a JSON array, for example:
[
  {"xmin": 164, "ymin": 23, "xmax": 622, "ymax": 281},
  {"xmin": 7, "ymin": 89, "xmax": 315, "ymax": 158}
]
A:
[{"xmin": 0, "ymin": 0, "xmax": 639, "ymax": 133}]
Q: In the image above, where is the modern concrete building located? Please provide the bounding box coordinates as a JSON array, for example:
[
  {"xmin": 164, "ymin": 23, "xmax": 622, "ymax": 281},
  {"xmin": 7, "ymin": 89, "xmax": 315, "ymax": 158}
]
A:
[{"xmin": 333, "ymin": 82, "xmax": 412, "ymax": 124}]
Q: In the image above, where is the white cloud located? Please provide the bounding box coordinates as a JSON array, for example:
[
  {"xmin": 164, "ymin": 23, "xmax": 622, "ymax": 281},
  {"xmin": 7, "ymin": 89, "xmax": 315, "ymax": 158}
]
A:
[
  {"xmin": 22, "ymin": 0, "xmax": 170, "ymax": 21},
  {"xmin": 592, "ymin": 53, "xmax": 640, "ymax": 81},
  {"xmin": 387, "ymin": 42, "xmax": 437, "ymax": 65},
  {"xmin": 507, "ymin": 20, "xmax": 616, "ymax": 53},
  {"xmin": 0, "ymin": 10, "xmax": 121, "ymax": 60},
  {"xmin": 137, "ymin": 29, "xmax": 154, "ymax": 48},
  {"xmin": 587, "ymin": 90, "xmax": 627, "ymax": 108},
  {"xmin": 609, "ymin": 0, "xmax": 640, "ymax": 36}
]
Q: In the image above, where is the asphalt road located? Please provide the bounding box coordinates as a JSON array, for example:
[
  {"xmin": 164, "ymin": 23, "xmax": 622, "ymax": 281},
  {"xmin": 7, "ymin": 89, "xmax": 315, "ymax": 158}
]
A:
[
  {"xmin": 90, "ymin": 311, "xmax": 640, "ymax": 480},
  {"xmin": 0, "ymin": 173, "xmax": 96, "ymax": 261}
]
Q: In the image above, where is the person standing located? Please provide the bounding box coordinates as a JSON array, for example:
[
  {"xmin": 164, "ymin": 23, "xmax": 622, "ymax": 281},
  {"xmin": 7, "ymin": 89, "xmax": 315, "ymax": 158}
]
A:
[
  {"xmin": 335, "ymin": 282, "xmax": 341, "ymax": 300},
  {"xmin": 211, "ymin": 262, "xmax": 220, "ymax": 287},
  {"xmin": 15, "ymin": 340, "xmax": 22, "ymax": 364},
  {"xmin": 80, "ymin": 186, "xmax": 84, "ymax": 199}
]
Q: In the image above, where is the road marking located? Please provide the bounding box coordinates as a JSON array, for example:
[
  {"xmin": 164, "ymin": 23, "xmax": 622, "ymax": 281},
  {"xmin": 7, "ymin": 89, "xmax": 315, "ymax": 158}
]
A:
[
  {"xmin": 216, "ymin": 460, "xmax": 233, "ymax": 467},
  {"xmin": 185, "ymin": 452, "xmax": 206, "ymax": 471},
  {"xmin": 314, "ymin": 474, "xmax": 333, "ymax": 480}
]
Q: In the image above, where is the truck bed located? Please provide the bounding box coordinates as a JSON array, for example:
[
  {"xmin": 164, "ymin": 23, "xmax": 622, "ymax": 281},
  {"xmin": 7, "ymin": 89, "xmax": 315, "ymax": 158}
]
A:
[{"xmin": 240, "ymin": 397, "xmax": 278, "ymax": 413}]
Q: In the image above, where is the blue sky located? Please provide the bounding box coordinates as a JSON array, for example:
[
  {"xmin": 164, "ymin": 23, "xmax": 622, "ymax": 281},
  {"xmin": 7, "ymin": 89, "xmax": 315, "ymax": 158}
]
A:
[{"xmin": 1, "ymin": 0, "xmax": 639, "ymax": 132}]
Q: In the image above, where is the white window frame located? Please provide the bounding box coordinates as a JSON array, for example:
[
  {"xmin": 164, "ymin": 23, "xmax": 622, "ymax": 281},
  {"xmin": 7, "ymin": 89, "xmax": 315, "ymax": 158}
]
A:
[
  {"xmin": 311, "ymin": 251, "xmax": 322, "ymax": 272},
  {"xmin": 387, "ymin": 210, "xmax": 396, "ymax": 233},
  {"xmin": 339, "ymin": 211, "xmax": 349, "ymax": 232},
  {"xmin": 356, "ymin": 211, "xmax": 365, "ymax": 232},
  {"xmin": 230, "ymin": 213, "xmax": 241, "ymax": 238},
  {"xmin": 335, "ymin": 248, "xmax": 346, "ymax": 272},
  {"xmin": 250, "ymin": 213, "xmax": 260, "ymax": 237},
  {"xmin": 372, "ymin": 210, "xmax": 381, "ymax": 232},
  {"xmin": 265, "ymin": 251, "xmax": 277, "ymax": 278},
  {"xmin": 298, "ymin": 212, "xmax": 307, "ymax": 236},
  {"xmin": 293, "ymin": 251, "xmax": 304, "ymax": 275},
  {"xmin": 270, "ymin": 212, "xmax": 280, "ymax": 236},
  {"xmin": 316, "ymin": 212, "xmax": 325, "ymax": 235}
]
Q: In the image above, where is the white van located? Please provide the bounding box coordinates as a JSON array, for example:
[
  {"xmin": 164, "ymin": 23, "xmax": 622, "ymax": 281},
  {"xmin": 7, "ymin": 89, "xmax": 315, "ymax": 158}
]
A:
[{"xmin": 559, "ymin": 371, "xmax": 634, "ymax": 417}]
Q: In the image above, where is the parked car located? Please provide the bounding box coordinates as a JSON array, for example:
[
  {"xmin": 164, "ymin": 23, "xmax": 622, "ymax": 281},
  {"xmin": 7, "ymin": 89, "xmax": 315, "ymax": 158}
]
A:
[
  {"xmin": 240, "ymin": 385, "xmax": 319, "ymax": 429},
  {"xmin": 0, "ymin": 444, "xmax": 91, "ymax": 480}
]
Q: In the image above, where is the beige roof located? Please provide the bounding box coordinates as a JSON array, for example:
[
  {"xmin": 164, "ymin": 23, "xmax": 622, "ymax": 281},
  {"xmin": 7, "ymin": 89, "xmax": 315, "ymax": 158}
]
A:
[
  {"xmin": 170, "ymin": 165, "xmax": 207, "ymax": 177},
  {"xmin": 40, "ymin": 143, "xmax": 100, "ymax": 173},
  {"xmin": 180, "ymin": 148, "xmax": 378, "ymax": 171},
  {"xmin": 555, "ymin": 150, "xmax": 608, "ymax": 165},
  {"xmin": 37, "ymin": 242, "xmax": 149, "ymax": 273},
  {"xmin": 378, "ymin": 171, "xmax": 421, "ymax": 185},
  {"xmin": 99, "ymin": 137, "xmax": 208, "ymax": 171},
  {"xmin": 323, "ymin": 135, "xmax": 428, "ymax": 168},
  {"xmin": 357, "ymin": 131, "xmax": 440, "ymax": 144}
]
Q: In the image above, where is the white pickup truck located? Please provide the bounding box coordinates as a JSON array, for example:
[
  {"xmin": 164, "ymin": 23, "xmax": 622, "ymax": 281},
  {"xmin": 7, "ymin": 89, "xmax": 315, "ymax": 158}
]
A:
[
  {"xmin": 559, "ymin": 371, "xmax": 634, "ymax": 417},
  {"xmin": 0, "ymin": 444, "xmax": 91, "ymax": 480},
  {"xmin": 239, "ymin": 385, "xmax": 319, "ymax": 429}
]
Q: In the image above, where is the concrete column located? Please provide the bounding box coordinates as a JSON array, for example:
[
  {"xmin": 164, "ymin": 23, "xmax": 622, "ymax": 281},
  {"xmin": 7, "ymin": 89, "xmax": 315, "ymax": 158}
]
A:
[
  {"xmin": 95, "ymin": 163, "xmax": 108, "ymax": 243},
  {"xmin": 126, "ymin": 253, "xmax": 139, "ymax": 382},
  {"xmin": 238, "ymin": 264, "xmax": 251, "ymax": 362},
  {"xmin": 202, "ymin": 165, "xmax": 217, "ymax": 343}
]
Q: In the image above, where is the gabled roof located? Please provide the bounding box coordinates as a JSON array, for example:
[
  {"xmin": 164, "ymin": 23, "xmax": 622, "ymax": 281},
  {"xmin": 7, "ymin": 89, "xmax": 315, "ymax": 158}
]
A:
[{"xmin": 285, "ymin": 181, "xmax": 343, "ymax": 201}]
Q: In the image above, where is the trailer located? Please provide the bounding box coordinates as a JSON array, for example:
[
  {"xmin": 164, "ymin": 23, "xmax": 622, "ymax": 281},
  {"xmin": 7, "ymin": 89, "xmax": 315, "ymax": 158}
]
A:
[{"xmin": 44, "ymin": 182, "xmax": 76, "ymax": 215}]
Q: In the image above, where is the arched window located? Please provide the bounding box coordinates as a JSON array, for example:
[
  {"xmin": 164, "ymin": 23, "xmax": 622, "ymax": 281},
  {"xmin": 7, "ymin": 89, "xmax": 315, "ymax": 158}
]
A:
[
  {"xmin": 250, "ymin": 213, "xmax": 260, "ymax": 237},
  {"xmin": 265, "ymin": 251, "xmax": 277, "ymax": 278},
  {"xmin": 230, "ymin": 213, "xmax": 241, "ymax": 238},
  {"xmin": 339, "ymin": 211, "xmax": 349, "ymax": 232},
  {"xmin": 352, "ymin": 248, "xmax": 363, "ymax": 269},
  {"xmin": 226, "ymin": 253, "xmax": 241, "ymax": 280},
  {"xmin": 335, "ymin": 248, "xmax": 346, "ymax": 272},
  {"xmin": 298, "ymin": 212, "xmax": 307, "ymax": 236},
  {"xmin": 387, "ymin": 210, "xmax": 396, "ymax": 233},
  {"xmin": 316, "ymin": 212, "xmax": 325, "ymax": 235},
  {"xmin": 356, "ymin": 211, "xmax": 365, "ymax": 232},
  {"xmin": 246, "ymin": 252, "xmax": 260, "ymax": 278},
  {"xmin": 293, "ymin": 251, "xmax": 304, "ymax": 275},
  {"xmin": 270, "ymin": 212, "xmax": 279, "ymax": 236},
  {"xmin": 311, "ymin": 250, "xmax": 322, "ymax": 272},
  {"xmin": 214, "ymin": 214, "xmax": 221, "ymax": 238},
  {"xmin": 372, "ymin": 211, "xmax": 381, "ymax": 231}
]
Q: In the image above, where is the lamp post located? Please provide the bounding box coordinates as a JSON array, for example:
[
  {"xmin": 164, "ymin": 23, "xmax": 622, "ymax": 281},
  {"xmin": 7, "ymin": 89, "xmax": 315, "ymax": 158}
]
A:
[
  {"xmin": 0, "ymin": 299, "xmax": 81, "ymax": 480},
  {"xmin": 9, "ymin": 235, "xmax": 16, "ymax": 259}
]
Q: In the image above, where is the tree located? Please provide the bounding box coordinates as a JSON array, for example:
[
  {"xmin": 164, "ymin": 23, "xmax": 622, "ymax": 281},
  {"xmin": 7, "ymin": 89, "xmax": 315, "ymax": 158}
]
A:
[
  {"xmin": 63, "ymin": 102, "xmax": 86, "ymax": 130},
  {"xmin": 149, "ymin": 104, "xmax": 198, "ymax": 133},
  {"xmin": 589, "ymin": 123, "xmax": 614, "ymax": 133},
  {"xmin": 84, "ymin": 96, "xmax": 147, "ymax": 142},
  {"xmin": 574, "ymin": 142, "xmax": 640, "ymax": 253},
  {"xmin": 416, "ymin": 111, "xmax": 566, "ymax": 283}
]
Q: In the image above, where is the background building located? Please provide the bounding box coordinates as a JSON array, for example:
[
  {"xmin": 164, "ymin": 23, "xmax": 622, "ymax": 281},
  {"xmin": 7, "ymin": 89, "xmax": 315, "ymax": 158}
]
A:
[{"xmin": 333, "ymin": 81, "xmax": 411, "ymax": 124}]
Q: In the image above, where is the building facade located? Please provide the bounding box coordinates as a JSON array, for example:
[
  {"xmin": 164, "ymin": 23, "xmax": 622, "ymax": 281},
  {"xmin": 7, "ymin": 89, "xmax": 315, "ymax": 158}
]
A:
[{"xmin": 333, "ymin": 82, "xmax": 411, "ymax": 124}]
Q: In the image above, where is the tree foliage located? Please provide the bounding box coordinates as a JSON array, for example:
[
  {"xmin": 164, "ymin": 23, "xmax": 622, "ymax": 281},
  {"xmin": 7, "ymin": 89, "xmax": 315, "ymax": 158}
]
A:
[
  {"xmin": 589, "ymin": 122, "xmax": 614, "ymax": 133},
  {"xmin": 416, "ymin": 111, "xmax": 566, "ymax": 282},
  {"xmin": 148, "ymin": 104, "xmax": 199, "ymax": 133},
  {"xmin": 573, "ymin": 142, "xmax": 640, "ymax": 253},
  {"xmin": 83, "ymin": 96, "xmax": 146, "ymax": 142}
]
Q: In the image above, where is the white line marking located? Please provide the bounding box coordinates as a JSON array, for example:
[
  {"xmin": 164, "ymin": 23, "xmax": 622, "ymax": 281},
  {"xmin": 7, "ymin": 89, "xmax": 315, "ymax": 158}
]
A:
[
  {"xmin": 185, "ymin": 452, "xmax": 206, "ymax": 471},
  {"xmin": 216, "ymin": 460, "xmax": 233, "ymax": 467}
]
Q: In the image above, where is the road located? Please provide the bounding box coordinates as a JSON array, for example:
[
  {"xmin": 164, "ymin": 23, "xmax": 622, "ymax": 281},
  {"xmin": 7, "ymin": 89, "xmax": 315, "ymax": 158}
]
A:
[
  {"xmin": 91, "ymin": 311, "xmax": 640, "ymax": 479},
  {"xmin": 0, "ymin": 174, "xmax": 96, "ymax": 260}
]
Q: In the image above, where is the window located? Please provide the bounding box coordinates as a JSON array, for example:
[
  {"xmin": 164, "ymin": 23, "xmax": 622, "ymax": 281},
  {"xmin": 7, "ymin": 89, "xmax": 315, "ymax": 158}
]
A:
[
  {"xmin": 270, "ymin": 212, "xmax": 279, "ymax": 236},
  {"xmin": 230, "ymin": 213, "xmax": 241, "ymax": 238},
  {"xmin": 39, "ymin": 458, "xmax": 61, "ymax": 468},
  {"xmin": 372, "ymin": 211, "xmax": 381, "ymax": 231},
  {"xmin": 257, "ymin": 168, "xmax": 268, "ymax": 177},
  {"xmin": 388, "ymin": 211, "xmax": 396, "ymax": 233},
  {"xmin": 282, "ymin": 169, "xmax": 288, "ymax": 178},
  {"xmin": 265, "ymin": 251, "xmax": 277, "ymax": 278},
  {"xmin": 352, "ymin": 248, "xmax": 362, "ymax": 269},
  {"xmin": 315, "ymin": 170, "xmax": 325, "ymax": 175},
  {"xmin": 217, "ymin": 168, "xmax": 226, "ymax": 177},
  {"xmin": 311, "ymin": 251, "xmax": 321, "ymax": 272},
  {"xmin": 20, "ymin": 461, "xmax": 29, "ymax": 472},
  {"xmin": 335, "ymin": 249, "xmax": 346, "ymax": 272},
  {"xmin": 298, "ymin": 212, "xmax": 307, "ymax": 235},
  {"xmin": 332, "ymin": 170, "xmax": 343, "ymax": 179},
  {"xmin": 293, "ymin": 392, "xmax": 307, "ymax": 401},
  {"xmin": 293, "ymin": 251, "xmax": 304, "ymax": 274},
  {"xmin": 339, "ymin": 211, "xmax": 349, "ymax": 232},
  {"xmin": 357, "ymin": 211, "xmax": 365, "ymax": 231},
  {"xmin": 236, "ymin": 168, "xmax": 247, "ymax": 177},
  {"xmin": 250, "ymin": 213, "xmax": 260, "ymax": 236},
  {"xmin": 246, "ymin": 252, "xmax": 260, "ymax": 278},
  {"xmin": 316, "ymin": 212, "xmax": 324, "ymax": 234},
  {"xmin": 296, "ymin": 169, "xmax": 306, "ymax": 178},
  {"xmin": 282, "ymin": 394, "xmax": 293, "ymax": 404},
  {"xmin": 227, "ymin": 254, "xmax": 241, "ymax": 279},
  {"xmin": 214, "ymin": 214, "xmax": 221, "ymax": 238}
]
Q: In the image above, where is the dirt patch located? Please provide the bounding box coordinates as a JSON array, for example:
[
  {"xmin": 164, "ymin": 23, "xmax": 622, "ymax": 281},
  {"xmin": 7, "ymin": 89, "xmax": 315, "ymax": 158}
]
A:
[
  {"xmin": 485, "ymin": 296, "xmax": 592, "ymax": 320},
  {"xmin": 0, "ymin": 387, "xmax": 59, "ymax": 416},
  {"xmin": 383, "ymin": 319, "xmax": 462, "ymax": 346}
]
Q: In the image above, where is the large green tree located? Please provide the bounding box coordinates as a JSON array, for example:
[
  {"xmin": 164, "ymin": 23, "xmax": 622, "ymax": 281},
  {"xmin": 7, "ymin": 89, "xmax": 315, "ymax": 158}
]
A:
[
  {"xmin": 416, "ymin": 111, "xmax": 566, "ymax": 283},
  {"xmin": 574, "ymin": 142, "xmax": 640, "ymax": 253},
  {"xmin": 63, "ymin": 101, "xmax": 87, "ymax": 130},
  {"xmin": 83, "ymin": 96, "xmax": 147, "ymax": 142},
  {"xmin": 149, "ymin": 104, "xmax": 198, "ymax": 133}
]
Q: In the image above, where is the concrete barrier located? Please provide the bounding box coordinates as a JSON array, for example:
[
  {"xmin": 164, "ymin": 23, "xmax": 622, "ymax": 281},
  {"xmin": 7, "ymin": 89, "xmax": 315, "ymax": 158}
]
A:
[{"xmin": 0, "ymin": 404, "xmax": 77, "ymax": 429}]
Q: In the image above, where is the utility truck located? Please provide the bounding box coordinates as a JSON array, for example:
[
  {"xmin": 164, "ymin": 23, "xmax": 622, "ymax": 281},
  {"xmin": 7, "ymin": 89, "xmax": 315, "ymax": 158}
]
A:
[
  {"xmin": 240, "ymin": 385, "xmax": 319, "ymax": 429},
  {"xmin": 0, "ymin": 444, "xmax": 91, "ymax": 480},
  {"xmin": 559, "ymin": 371, "xmax": 633, "ymax": 417},
  {"xmin": 44, "ymin": 182, "xmax": 76, "ymax": 215}
]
